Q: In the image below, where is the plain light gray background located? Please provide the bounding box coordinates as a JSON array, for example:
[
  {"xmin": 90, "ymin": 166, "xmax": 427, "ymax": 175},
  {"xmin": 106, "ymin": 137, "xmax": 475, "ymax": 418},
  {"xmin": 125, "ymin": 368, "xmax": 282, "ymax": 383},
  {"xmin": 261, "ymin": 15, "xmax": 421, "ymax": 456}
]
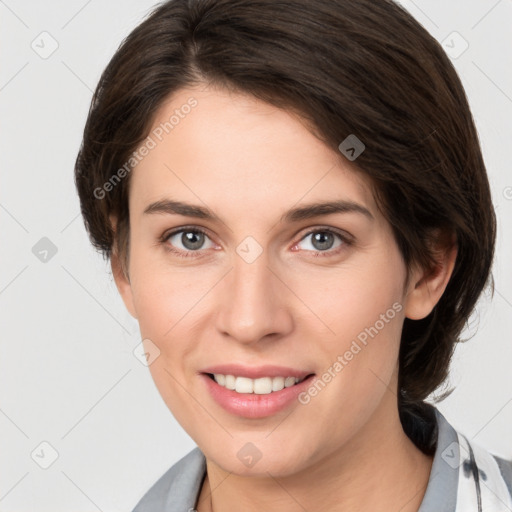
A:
[{"xmin": 1, "ymin": 0, "xmax": 511, "ymax": 510}]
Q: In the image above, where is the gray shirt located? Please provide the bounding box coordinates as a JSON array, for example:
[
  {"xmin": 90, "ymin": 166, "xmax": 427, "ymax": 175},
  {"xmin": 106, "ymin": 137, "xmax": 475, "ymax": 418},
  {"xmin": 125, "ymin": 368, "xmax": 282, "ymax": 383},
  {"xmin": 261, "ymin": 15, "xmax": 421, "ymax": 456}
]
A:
[{"xmin": 132, "ymin": 407, "xmax": 512, "ymax": 512}]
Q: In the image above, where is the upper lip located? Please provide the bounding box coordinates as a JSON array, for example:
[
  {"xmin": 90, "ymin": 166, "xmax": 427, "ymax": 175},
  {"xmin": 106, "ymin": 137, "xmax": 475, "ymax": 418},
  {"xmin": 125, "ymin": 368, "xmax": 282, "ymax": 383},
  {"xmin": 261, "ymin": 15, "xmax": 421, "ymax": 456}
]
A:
[{"xmin": 200, "ymin": 364, "xmax": 314, "ymax": 380}]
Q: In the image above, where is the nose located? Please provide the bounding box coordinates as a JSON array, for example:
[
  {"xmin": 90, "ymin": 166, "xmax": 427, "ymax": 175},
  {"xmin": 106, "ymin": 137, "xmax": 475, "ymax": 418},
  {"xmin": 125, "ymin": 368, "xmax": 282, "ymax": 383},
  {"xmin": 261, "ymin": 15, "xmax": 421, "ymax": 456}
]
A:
[{"xmin": 214, "ymin": 248, "xmax": 294, "ymax": 345}]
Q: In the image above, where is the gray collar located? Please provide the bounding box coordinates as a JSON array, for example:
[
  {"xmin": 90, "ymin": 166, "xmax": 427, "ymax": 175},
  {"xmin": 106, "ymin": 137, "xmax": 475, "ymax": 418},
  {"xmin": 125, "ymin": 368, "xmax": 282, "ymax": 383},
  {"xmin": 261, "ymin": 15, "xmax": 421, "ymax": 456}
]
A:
[{"xmin": 417, "ymin": 407, "xmax": 459, "ymax": 511}]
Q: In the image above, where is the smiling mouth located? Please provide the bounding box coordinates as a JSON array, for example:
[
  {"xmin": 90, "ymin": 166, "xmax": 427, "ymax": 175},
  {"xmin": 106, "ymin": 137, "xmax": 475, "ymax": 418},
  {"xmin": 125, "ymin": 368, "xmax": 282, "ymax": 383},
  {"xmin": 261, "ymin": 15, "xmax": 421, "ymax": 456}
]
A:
[{"xmin": 205, "ymin": 373, "xmax": 315, "ymax": 395}]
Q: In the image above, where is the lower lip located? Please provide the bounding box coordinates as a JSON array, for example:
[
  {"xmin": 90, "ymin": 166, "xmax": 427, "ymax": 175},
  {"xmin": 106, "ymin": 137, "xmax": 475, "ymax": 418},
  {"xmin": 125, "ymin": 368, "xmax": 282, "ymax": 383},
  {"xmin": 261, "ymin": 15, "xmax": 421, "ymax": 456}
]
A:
[{"xmin": 200, "ymin": 373, "xmax": 315, "ymax": 419}]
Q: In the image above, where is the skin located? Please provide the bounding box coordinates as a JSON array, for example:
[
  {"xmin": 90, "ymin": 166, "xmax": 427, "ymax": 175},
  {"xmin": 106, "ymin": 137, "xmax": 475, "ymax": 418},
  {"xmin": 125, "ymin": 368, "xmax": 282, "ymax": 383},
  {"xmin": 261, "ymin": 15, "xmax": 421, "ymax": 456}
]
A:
[{"xmin": 111, "ymin": 85, "xmax": 457, "ymax": 512}]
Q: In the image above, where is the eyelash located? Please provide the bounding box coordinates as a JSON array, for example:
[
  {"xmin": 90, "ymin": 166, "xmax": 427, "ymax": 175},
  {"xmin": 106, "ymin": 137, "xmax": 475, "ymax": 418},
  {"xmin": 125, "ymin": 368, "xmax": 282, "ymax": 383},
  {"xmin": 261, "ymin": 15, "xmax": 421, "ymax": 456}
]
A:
[{"xmin": 159, "ymin": 225, "xmax": 353, "ymax": 259}]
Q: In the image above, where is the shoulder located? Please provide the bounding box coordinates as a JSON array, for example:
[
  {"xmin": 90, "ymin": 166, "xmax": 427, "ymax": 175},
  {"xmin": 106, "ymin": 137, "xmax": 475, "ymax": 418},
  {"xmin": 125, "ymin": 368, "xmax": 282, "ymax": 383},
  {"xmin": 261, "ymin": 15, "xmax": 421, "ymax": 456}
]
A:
[
  {"xmin": 412, "ymin": 404, "xmax": 512, "ymax": 512},
  {"xmin": 131, "ymin": 446, "xmax": 207, "ymax": 512},
  {"xmin": 434, "ymin": 407, "xmax": 512, "ymax": 509},
  {"xmin": 491, "ymin": 452, "xmax": 512, "ymax": 498}
]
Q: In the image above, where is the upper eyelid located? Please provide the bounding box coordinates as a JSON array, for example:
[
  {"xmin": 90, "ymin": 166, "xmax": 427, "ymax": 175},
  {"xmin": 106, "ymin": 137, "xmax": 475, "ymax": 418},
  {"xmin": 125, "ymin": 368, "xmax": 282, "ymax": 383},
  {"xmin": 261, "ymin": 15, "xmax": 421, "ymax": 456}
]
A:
[
  {"xmin": 162, "ymin": 225, "xmax": 213, "ymax": 241},
  {"xmin": 300, "ymin": 226, "xmax": 352, "ymax": 241}
]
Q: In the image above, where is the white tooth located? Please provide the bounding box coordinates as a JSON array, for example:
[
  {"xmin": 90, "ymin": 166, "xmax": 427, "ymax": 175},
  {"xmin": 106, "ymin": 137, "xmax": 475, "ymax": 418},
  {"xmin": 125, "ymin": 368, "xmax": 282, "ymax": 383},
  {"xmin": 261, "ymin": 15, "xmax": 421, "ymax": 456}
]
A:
[
  {"xmin": 225, "ymin": 374, "xmax": 236, "ymax": 390},
  {"xmin": 254, "ymin": 377, "xmax": 273, "ymax": 394},
  {"xmin": 272, "ymin": 376, "xmax": 285, "ymax": 391},
  {"xmin": 235, "ymin": 376, "xmax": 253, "ymax": 393},
  {"xmin": 212, "ymin": 374, "xmax": 302, "ymax": 393},
  {"xmin": 284, "ymin": 376, "xmax": 296, "ymax": 388}
]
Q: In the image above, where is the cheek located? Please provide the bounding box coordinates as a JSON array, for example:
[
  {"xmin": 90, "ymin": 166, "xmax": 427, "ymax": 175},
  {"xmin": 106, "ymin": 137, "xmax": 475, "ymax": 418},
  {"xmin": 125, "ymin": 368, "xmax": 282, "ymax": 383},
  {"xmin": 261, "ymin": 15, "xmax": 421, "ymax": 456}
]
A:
[
  {"xmin": 289, "ymin": 253, "xmax": 406, "ymax": 401},
  {"xmin": 292, "ymin": 265, "xmax": 406, "ymax": 442},
  {"xmin": 127, "ymin": 256, "xmax": 211, "ymax": 425},
  {"xmin": 132, "ymin": 277, "xmax": 210, "ymax": 365},
  {"xmin": 128, "ymin": 249, "xmax": 223, "ymax": 385},
  {"xmin": 128, "ymin": 240, "xmax": 206, "ymax": 335},
  {"xmin": 291, "ymin": 258, "xmax": 405, "ymax": 345}
]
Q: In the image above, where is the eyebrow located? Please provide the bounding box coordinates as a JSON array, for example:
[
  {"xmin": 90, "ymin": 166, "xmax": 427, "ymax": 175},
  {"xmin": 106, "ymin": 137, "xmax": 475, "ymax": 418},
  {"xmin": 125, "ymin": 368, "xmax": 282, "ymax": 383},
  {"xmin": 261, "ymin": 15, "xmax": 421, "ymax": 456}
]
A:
[{"xmin": 143, "ymin": 198, "xmax": 374, "ymax": 223}]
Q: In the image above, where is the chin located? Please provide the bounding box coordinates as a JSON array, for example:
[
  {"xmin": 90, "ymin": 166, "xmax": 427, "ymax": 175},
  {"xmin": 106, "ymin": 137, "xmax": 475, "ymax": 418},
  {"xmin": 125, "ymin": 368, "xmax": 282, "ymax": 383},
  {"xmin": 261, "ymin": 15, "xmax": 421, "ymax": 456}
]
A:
[{"xmin": 201, "ymin": 435, "xmax": 316, "ymax": 478}]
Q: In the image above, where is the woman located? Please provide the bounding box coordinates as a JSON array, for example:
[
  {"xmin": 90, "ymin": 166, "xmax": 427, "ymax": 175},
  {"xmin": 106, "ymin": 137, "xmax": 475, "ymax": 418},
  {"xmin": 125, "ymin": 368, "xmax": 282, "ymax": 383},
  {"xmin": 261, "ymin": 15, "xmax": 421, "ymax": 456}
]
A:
[{"xmin": 74, "ymin": 0, "xmax": 512, "ymax": 510}]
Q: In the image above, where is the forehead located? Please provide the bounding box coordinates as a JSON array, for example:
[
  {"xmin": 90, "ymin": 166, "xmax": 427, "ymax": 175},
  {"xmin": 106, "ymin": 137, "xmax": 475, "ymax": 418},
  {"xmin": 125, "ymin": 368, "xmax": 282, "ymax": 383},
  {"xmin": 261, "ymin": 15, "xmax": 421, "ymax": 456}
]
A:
[{"xmin": 129, "ymin": 85, "xmax": 377, "ymax": 220}]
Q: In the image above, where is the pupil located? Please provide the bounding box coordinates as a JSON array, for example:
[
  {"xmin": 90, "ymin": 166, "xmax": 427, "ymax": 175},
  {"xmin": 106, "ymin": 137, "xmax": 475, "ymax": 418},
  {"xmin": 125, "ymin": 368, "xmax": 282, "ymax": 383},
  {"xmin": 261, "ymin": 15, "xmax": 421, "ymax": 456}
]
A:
[
  {"xmin": 313, "ymin": 232, "xmax": 333, "ymax": 251},
  {"xmin": 183, "ymin": 231, "xmax": 204, "ymax": 250}
]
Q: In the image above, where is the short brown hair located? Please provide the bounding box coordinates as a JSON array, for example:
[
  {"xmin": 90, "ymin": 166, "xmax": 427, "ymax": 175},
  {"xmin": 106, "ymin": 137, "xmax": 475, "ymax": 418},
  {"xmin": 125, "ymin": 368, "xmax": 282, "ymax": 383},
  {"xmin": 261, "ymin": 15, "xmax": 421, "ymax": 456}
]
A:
[{"xmin": 74, "ymin": 0, "xmax": 496, "ymax": 452}]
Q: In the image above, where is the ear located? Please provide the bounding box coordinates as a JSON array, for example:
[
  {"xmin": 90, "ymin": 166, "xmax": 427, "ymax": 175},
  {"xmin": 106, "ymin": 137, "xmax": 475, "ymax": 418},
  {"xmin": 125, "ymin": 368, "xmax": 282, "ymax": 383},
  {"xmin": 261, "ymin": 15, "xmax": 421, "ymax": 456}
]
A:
[
  {"xmin": 404, "ymin": 231, "xmax": 458, "ymax": 320},
  {"xmin": 109, "ymin": 215, "xmax": 138, "ymax": 319}
]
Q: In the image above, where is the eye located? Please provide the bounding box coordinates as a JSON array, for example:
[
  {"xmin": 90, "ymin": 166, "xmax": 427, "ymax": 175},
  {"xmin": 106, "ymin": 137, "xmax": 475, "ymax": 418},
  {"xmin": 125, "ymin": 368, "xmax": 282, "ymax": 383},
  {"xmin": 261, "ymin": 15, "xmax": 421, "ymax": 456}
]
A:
[
  {"xmin": 160, "ymin": 226, "xmax": 352, "ymax": 259},
  {"xmin": 293, "ymin": 228, "xmax": 352, "ymax": 256},
  {"xmin": 161, "ymin": 227, "xmax": 216, "ymax": 257}
]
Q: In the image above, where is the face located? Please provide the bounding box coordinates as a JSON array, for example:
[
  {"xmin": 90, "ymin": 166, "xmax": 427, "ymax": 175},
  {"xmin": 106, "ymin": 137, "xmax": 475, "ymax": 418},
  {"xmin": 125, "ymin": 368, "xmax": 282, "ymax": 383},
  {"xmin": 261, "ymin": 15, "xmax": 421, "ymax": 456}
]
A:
[{"xmin": 113, "ymin": 85, "xmax": 437, "ymax": 477}]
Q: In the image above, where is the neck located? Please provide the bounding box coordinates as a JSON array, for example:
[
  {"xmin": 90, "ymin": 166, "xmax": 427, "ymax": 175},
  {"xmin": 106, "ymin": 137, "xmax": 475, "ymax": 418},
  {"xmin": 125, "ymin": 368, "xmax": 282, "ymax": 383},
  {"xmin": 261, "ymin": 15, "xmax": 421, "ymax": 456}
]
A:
[{"xmin": 196, "ymin": 395, "xmax": 434, "ymax": 512}]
